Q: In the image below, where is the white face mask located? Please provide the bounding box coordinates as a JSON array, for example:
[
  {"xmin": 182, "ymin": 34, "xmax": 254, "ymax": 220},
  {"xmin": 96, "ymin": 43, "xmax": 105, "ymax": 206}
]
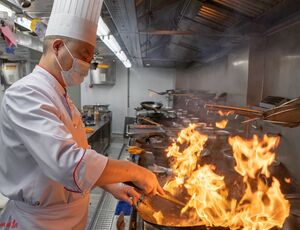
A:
[{"xmin": 55, "ymin": 43, "xmax": 90, "ymax": 87}]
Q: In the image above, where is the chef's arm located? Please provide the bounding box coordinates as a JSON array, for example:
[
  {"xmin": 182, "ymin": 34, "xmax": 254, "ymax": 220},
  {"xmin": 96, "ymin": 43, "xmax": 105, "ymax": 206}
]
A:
[
  {"xmin": 95, "ymin": 159, "xmax": 164, "ymax": 195},
  {"xmin": 4, "ymin": 84, "xmax": 162, "ymax": 195},
  {"xmin": 4, "ymin": 85, "xmax": 108, "ymax": 194}
]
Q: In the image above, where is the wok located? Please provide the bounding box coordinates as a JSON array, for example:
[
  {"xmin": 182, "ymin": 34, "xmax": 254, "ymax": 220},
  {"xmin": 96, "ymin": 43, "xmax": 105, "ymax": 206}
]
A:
[
  {"xmin": 137, "ymin": 195, "xmax": 295, "ymax": 230},
  {"xmin": 136, "ymin": 196, "xmax": 227, "ymax": 229},
  {"xmin": 135, "ymin": 161, "xmax": 293, "ymax": 230},
  {"xmin": 141, "ymin": 101, "xmax": 163, "ymax": 111}
]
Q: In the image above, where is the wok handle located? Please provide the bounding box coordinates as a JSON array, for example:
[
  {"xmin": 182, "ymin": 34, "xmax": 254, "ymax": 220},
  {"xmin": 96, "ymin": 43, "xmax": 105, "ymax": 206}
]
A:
[
  {"xmin": 141, "ymin": 117, "xmax": 162, "ymax": 126},
  {"xmin": 124, "ymin": 182, "xmax": 185, "ymax": 207},
  {"xmin": 205, "ymin": 104, "xmax": 263, "ymax": 118}
]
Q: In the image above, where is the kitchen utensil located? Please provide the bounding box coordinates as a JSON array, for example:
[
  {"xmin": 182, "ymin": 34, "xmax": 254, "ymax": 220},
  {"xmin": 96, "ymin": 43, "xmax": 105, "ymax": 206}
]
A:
[
  {"xmin": 205, "ymin": 104, "xmax": 263, "ymax": 118},
  {"xmin": 156, "ymin": 193, "xmax": 185, "ymax": 207},
  {"xmin": 140, "ymin": 117, "xmax": 163, "ymax": 126},
  {"xmin": 148, "ymin": 89, "xmax": 168, "ymax": 95},
  {"xmin": 125, "ymin": 182, "xmax": 184, "ymax": 207},
  {"xmin": 148, "ymin": 89, "xmax": 193, "ymax": 97},
  {"xmin": 206, "ymin": 98, "xmax": 300, "ymax": 128},
  {"xmin": 141, "ymin": 101, "xmax": 163, "ymax": 112},
  {"xmin": 127, "ymin": 124, "xmax": 165, "ymax": 138}
]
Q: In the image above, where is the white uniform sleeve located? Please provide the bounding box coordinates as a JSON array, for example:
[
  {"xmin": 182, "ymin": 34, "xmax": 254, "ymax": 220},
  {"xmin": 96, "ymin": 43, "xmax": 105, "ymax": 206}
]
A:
[{"xmin": 3, "ymin": 84, "xmax": 108, "ymax": 193}]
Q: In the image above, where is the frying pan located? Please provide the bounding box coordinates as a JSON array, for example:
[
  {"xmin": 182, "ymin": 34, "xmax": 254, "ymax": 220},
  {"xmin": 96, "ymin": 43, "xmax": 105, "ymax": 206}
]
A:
[
  {"xmin": 137, "ymin": 195, "xmax": 293, "ymax": 230},
  {"xmin": 124, "ymin": 181, "xmax": 204, "ymax": 228},
  {"xmin": 136, "ymin": 198, "xmax": 227, "ymax": 229}
]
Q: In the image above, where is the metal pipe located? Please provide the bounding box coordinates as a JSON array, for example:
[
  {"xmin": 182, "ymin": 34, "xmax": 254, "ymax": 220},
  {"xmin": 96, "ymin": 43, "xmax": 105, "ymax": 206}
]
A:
[{"xmin": 127, "ymin": 68, "xmax": 130, "ymax": 115}]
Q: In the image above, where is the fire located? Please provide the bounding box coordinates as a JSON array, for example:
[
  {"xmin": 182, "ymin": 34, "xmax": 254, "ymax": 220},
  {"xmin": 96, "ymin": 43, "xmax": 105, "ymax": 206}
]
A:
[
  {"xmin": 161, "ymin": 125, "xmax": 290, "ymax": 229},
  {"xmin": 228, "ymin": 135, "xmax": 289, "ymax": 229},
  {"xmin": 153, "ymin": 211, "xmax": 164, "ymax": 225},
  {"xmin": 182, "ymin": 164, "xmax": 231, "ymax": 227},
  {"xmin": 163, "ymin": 124, "xmax": 208, "ymax": 195},
  {"xmin": 285, "ymin": 178, "xmax": 292, "ymax": 184},
  {"xmin": 218, "ymin": 110, "xmax": 234, "ymax": 116},
  {"xmin": 228, "ymin": 135, "xmax": 279, "ymax": 179},
  {"xmin": 215, "ymin": 119, "xmax": 228, "ymax": 129}
]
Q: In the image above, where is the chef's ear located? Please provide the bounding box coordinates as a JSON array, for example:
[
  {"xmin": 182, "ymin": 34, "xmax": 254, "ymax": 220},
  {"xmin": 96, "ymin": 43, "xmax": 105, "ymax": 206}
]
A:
[{"xmin": 52, "ymin": 39, "xmax": 64, "ymax": 55}]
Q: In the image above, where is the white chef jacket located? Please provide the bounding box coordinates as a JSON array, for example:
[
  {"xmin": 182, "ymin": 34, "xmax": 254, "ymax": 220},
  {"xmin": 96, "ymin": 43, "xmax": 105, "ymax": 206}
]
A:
[{"xmin": 0, "ymin": 66, "xmax": 108, "ymax": 229}]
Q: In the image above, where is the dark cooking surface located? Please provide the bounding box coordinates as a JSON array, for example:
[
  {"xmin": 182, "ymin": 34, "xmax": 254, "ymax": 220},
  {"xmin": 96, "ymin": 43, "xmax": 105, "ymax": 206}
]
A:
[
  {"xmin": 137, "ymin": 125, "xmax": 299, "ymax": 195},
  {"xmin": 131, "ymin": 107, "xmax": 300, "ymax": 229},
  {"xmin": 144, "ymin": 225, "xmax": 227, "ymax": 230},
  {"xmin": 134, "ymin": 130, "xmax": 299, "ymax": 229}
]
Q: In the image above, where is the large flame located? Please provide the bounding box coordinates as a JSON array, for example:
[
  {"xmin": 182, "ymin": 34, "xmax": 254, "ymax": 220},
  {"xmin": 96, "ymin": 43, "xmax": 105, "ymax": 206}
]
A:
[
  {"xmin": 158, "ymin": 124, "xmax": 290, "ymax": 230},
  {"xmin": 163, "ymin": 124, "xmax": 208, "ymax": 195}
]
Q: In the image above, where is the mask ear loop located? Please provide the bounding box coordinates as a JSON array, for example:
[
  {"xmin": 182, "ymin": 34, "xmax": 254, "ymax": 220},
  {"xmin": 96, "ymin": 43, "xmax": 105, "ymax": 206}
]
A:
[
  {"xmin": 54, "ymin": 54, "xmax": 64, "ymax": 71},
  {"xmin": 55, "ymin": 42, "xmax": 74, "ymax": 71},
  {"xmin": 64, "ymin": 43, "xmax": 75, "ymax": 59}
]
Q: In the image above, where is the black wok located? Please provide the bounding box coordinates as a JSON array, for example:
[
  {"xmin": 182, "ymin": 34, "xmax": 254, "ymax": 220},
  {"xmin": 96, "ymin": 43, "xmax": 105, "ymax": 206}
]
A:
[{"xmin": 141, "ymin": 101, "xmax": 163, "ymax": 111}]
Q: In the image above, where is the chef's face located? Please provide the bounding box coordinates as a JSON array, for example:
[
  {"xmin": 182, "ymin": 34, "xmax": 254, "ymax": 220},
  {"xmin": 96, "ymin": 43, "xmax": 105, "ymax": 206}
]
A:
[{"xmin": 53, "ymin": 38, "xmax": 94, "ymax": 71}]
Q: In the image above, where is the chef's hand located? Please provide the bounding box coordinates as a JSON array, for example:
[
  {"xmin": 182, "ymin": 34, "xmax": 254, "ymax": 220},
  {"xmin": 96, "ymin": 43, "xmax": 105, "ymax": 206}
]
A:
[
  {"xmin": 133, "ymin": 167, "xmax": 165, "ymax": 196},
  {"xmin": 103, "ymin": 183, "xmax": 142, "ymax": 206}
]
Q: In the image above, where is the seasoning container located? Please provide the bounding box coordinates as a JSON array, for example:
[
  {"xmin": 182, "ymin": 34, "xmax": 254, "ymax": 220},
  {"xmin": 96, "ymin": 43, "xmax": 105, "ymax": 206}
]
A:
[{"xmin": 94, "ymin": 108, "xmax": 101, "ymax": 122}]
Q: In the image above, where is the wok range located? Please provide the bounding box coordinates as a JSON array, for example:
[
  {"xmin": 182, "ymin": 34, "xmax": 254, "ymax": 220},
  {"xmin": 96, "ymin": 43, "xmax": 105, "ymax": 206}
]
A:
[{"xmin": 128, "ymin": 123, "xmax": 299, "ymax": 230}]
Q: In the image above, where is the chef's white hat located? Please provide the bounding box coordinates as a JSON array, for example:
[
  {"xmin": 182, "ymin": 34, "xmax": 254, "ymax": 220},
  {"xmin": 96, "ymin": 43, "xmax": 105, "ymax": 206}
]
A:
[{"xmin": 45, "ymin": 0, "xmax": 104, "ymax": 47}]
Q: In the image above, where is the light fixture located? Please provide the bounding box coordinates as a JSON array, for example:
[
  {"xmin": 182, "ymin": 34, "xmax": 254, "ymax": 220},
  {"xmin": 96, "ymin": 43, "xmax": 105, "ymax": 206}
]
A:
[
  {"xmin": 97, "ymin": 17, "xmax": 132, "ymax": 68},
  {"xmin": 0, "ymin": 3, "xmax": 14, "ymax": 17},
  {"xmin": 116, "ymin": 51, "xmax": 127, "ymax": 62},
  {"xmin": 97, "ymin": 17, "xmax": 110, "ymax": 36},
  {"xmin": 123, "ymin": 59, "xmax": 132, "ymax": 68},
  {"xmin": 101, "ymin": 35, "xmax": 121, "ymax": 53}
]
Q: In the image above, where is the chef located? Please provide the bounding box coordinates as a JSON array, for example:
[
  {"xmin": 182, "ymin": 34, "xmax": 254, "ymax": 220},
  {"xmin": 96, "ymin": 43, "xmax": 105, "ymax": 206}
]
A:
[{"xmin": 0, "ymin": 0, "xmax": 163, "ymax": 229}]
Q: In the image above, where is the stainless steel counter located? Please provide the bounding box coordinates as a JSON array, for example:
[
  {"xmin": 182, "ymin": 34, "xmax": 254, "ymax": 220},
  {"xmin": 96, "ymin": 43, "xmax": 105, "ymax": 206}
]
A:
[
  {"xmin": 87, "ymin": 119, "xmax": 111, "ymax": 140},
  {"xmin": 87, "ymin": 112, "xmax": 112, "ymax": 155}
]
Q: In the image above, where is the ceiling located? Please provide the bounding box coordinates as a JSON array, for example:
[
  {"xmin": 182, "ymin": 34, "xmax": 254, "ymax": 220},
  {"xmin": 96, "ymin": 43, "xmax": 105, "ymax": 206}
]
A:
[
  {"xmin": 1, "ymin": 0, "xmax": 300, "ymax": 68},
  {"xmin": 104, "ymin": 0, "xmax": 300, "ymax": 68}
]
